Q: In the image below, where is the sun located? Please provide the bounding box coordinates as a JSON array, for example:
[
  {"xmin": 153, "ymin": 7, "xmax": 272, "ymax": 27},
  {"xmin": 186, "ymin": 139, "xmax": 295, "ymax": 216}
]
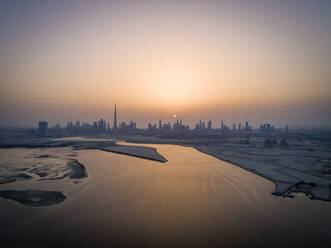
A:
[{"xmin": 173, "ymin": 114, "xmax": 177, "ymax": 118}]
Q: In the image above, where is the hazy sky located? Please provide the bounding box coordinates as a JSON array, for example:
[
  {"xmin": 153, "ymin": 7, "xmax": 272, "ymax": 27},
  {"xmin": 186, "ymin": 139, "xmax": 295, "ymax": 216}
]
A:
[{"xmin": 0, "ymin": 0, "xmax": 330, "ymax": 128}]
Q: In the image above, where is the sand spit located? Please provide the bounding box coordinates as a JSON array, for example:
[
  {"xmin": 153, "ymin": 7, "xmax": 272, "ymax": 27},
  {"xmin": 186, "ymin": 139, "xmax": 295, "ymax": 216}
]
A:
[
  {"xmin": 0, "ymin": 189, "xmax": 66, "ymax": 207},
  {"xmin": 0, "ymin": 139, "xmax": 167, "ymax": 163},
  {"xmin": 101, "ymin": 145, "xmax": 167, "ymax": 162}
]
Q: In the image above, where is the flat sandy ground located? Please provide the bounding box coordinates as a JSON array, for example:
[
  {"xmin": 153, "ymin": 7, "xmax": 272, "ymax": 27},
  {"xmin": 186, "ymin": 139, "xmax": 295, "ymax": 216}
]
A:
[{"xmin": 101, "ymin": 145, "xmax": 167, "ymax": 162}]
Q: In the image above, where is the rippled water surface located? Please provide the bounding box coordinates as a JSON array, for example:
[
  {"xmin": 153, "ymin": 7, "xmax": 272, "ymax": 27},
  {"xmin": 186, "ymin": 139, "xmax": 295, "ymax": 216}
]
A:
[{"xmin": 0, "ymin": 144, "xmax": 330, "ymax": 247}]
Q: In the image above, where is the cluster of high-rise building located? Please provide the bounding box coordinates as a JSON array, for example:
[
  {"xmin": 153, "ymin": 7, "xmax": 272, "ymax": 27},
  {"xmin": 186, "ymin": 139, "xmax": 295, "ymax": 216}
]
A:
[
  {"xmin": 149, "ymin": 119, "xmax": 190, "ymax": 134},
  {"xmin": 146, "ymin": 119, "xmax": 257, "ymax": 136},
  {"xmin": 42, "ymin": 104, "xmax": 136, "ymax": 136},
  {"xmin": 193, "ymin": 120, "xmax": 252, "ymax": 133},
  {"xmin": 38, "ymin": 104, "xmax": 284, "ymax": 137},
  {"xmin": 148, "ymin": 119, "xmax": 189, "ymax": 134},
  {"xmin": 119, "ymin": 120, "xmax": 137, "ymax": 131},
  {"xmin": 260, "ymin": 123, "xmax": 275, "ymax": 133},
  {"xmin": 194, "ymin": 120, "xmax": 209, "ymax": 131},
  {"xmin": 62, "ymin": 118, "xmax": 112, "ymax": 135}
]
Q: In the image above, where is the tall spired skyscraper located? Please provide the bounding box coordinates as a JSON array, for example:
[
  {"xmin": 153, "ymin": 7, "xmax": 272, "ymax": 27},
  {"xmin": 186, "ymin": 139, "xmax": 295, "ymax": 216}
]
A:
[{"xmin": 113, "ymin": 104, "xmax": 117, "ymax": 130}]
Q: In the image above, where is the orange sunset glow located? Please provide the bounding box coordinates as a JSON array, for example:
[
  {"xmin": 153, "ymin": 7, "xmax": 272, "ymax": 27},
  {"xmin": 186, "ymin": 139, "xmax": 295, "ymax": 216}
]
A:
[{"xmin": 1, "ymin": 2, "xmax": 331, "ymax": 248}]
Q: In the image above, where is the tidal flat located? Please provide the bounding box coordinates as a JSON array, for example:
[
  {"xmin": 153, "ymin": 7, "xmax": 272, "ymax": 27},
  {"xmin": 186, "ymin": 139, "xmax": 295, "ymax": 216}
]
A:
[
  {"xmin": 0, "ymin": 147, "xmax": 87, "ymax": 206},
  {"xmin": 0, "ymin": 138, "xmax": 166, "ymax": 207}
]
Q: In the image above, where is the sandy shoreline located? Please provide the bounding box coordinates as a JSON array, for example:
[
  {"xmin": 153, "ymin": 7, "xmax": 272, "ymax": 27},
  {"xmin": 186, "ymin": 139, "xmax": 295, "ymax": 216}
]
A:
[
  {"xmin": 192, "ymin": 145, "xmax": 331, "ymax": 201},
  {"xmin": 114, "ymin": 135, "xmax": 331, "ymax": 201}
]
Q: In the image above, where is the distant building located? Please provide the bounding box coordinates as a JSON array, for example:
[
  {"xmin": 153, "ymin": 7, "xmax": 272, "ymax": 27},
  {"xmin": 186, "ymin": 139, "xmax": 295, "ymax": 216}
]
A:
[
  {"xmin": 38, "ymin": 121, "xmax": 48, "ymax": 136},
  {"xmin": 75, "ymin": 120, "xmax": 81, "ymax": 129},
  {"xmin": 207, "ymin": 120, "xmax": 212, "ymax": 130},
  {"xmin": 220, "ymin": 120, "xmax": 229, "ymax": 132},
  {"xmin": 159, "ymin": 119, "xmax": 162, "ymax": 130},
  {"xmin": 260, "ymin": 123, "xmax": 274, "ymax": 133},
  {"xmin": 195, "ymin": 120, "xmax": 207, "ymax": 132},
  {"xmin": 173, "ymin": 120, "xmax": 188, "ymax": 134},
  {"xmin": 113, "ymin": 104, "xmax": 117, "ymax": 130},
  {"xmin": 148, "ymin": 122, "xmax": 157, "ymax": 133},
  {"xmin": 119, "ymin": 120, "xmax": 137, "ymax": 132},
  {"xmin": 98, "ymin": 118, "xmax": 106, "ymax": 132}
]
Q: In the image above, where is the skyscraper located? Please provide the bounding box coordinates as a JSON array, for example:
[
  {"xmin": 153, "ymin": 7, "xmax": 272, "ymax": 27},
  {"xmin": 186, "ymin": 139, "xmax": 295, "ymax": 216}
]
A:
[
  {"xmin": 38, "ymin": 121, "xmax": 48, "ymax": 136},
  {"xmin": 113, "ymin": 104, "xmax": 117, "ymax": 130},
  {"xmin": 207, "ymin": 120, "xmax": 212, "ymax": 130}
]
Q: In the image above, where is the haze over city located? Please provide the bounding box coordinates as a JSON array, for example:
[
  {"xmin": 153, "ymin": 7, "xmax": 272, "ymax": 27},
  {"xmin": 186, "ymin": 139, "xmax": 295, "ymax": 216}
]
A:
[
  {"xmin": 0, "ymin": 0, "xmax": 330, "ymax": 128},
  {"xmin": 1, "ymin": 1, "xmax": 331, "ymax": 248}
]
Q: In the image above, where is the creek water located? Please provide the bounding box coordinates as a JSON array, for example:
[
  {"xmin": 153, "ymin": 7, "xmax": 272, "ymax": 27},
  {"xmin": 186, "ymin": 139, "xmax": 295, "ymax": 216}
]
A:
[{"xmin": 0, "ymin": 144, "xmax": 330, "ymax": 247}]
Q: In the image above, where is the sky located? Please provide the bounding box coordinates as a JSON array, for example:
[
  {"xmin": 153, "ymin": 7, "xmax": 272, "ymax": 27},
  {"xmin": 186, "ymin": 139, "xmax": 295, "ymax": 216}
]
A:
[{"xmin": 0, "ymin": 0, "xmax": 330, "ymax": 128}]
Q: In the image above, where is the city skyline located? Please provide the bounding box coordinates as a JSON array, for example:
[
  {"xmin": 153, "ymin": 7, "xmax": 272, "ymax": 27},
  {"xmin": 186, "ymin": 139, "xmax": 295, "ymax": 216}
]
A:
[
  {"xmin": 36, "ymin": 104, "xmax": 292, "ymax": 132},
  {"xmin": 1, "ymin": 98, "xmax": 330, "ymax": 129},
  {"xmin": 5, "ymin": 102, "xmax": 331, "ymax": 129}
]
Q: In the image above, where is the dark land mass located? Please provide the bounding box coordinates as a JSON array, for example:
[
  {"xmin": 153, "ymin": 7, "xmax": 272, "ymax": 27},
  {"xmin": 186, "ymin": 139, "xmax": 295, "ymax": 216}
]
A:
[
  {"xmin": 0, "ymin": 189, "xmax": 66, "ymax": 207},
  {"xmin": 0, "ymin": 173, "xmax": 32, "ymax": 185},
  {"xmin": 68, "ymin": 159, "xmax": 88, "ymax": 179}
]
